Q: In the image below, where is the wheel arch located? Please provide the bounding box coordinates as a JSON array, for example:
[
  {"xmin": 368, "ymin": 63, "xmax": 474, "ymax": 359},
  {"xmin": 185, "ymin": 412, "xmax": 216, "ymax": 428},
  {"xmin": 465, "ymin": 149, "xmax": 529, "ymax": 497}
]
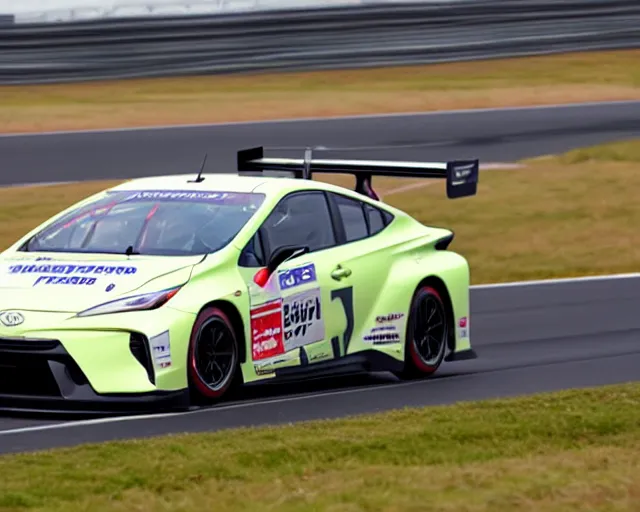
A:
[
  {"xmin": 196, "ymin": 300, "xmax": 247, "ymax": 365},
  {"xmin": 415, "ymin": 275, "xmax": 456, "ymax": 353}
]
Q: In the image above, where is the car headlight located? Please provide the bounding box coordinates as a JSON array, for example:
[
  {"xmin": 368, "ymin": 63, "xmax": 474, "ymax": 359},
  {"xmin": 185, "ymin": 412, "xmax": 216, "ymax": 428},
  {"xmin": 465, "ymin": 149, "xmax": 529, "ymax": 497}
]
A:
[{"xmin": 76, "ymin": 286, "xmax": 182, "ymax": 318}]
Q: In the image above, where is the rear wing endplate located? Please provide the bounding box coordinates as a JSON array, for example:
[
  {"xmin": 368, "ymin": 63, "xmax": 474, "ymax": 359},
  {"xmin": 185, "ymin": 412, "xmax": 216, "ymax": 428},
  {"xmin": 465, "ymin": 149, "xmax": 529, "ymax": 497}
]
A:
[{"xmin": 237, "ymin": 146, "xmax": 478, "ymax": 200}]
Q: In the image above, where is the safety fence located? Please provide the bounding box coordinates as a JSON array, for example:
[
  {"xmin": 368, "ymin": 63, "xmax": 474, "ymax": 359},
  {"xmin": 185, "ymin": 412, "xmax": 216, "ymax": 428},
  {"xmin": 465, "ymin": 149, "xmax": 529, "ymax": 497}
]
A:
[
  {"xmin": 1, "ymin": 0, "xmax": 639, "ymax": 84},
  {"xmin": 2, "ymin": 0, "xmax": 367, "ymax": 24}
]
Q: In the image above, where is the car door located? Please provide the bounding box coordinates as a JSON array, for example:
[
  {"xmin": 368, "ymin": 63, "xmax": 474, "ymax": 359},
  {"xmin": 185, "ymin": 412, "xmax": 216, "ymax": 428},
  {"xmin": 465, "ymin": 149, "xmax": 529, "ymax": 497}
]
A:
[
  {"xmin": 323, "ymin": 192, "xmax": 399, "ymax": 355},
  {"xmin": 237, "ymin": 190, "xmax": 354, "ymax": 378}
]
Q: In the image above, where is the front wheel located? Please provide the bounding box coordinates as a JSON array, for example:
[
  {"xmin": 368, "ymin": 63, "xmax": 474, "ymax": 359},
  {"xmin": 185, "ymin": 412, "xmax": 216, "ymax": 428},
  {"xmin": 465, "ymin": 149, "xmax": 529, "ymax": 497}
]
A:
[
  {"xmin": 188, "ymin": 307, "xmax": 240, "ymax": 404},
  {"xmin": 395, "ymin": 285, "xmax": 448, "ymax": 380}
]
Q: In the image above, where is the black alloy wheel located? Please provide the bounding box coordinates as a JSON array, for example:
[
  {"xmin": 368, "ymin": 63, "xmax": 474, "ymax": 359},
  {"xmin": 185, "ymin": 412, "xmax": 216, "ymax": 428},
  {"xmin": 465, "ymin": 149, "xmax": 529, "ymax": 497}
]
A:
[{"xmin": 188, "ymin": 307, "xmax": 240, "ymax": 402}]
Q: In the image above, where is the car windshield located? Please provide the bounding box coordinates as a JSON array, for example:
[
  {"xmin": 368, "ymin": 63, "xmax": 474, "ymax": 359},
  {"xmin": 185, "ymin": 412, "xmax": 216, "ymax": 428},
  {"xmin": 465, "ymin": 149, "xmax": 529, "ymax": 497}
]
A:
[{"xmin": 20, "ymin": 189, "xmax": 266, "ymax": 256}]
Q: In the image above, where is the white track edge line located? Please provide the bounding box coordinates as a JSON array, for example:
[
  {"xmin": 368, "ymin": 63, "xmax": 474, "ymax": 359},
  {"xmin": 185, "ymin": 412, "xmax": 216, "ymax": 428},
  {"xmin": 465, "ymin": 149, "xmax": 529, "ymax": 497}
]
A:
[
  {"xmin": 1, "ymin": 100, "xmax": 638, "ymax": 138},
  {"xmin": 471, "ymin": 272, "xmax": 640, "ymax": 289}
]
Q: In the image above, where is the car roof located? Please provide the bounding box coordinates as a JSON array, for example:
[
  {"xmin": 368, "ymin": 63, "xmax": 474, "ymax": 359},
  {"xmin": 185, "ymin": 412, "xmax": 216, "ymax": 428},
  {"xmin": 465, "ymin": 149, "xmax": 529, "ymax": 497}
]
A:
[
  {"xmin": 109, "ymin": 173, "xmax": 270, "ymax": 193},
  {"xmin": 108, "ymin": 172, "xmax": 378, "ymax": 202}
]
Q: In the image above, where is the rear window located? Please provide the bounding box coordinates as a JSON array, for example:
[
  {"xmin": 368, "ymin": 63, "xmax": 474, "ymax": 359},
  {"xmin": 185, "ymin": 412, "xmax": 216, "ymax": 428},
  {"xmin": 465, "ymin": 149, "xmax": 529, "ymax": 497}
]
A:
[
  {"xmin": 21, "ymin": 190, "xmax": 265, "ymax": 256},
  {"xmin": 365, "ymin": 204, "xmax": 387, "ymax": 235}
]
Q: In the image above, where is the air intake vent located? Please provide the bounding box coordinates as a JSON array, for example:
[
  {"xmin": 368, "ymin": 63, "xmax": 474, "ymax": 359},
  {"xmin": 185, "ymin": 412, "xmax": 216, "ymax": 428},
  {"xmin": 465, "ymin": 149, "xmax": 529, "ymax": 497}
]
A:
[
  {"xmin": 435, "ymin": 233, "xmax": 454, "ymax": 251},
  {"xmin": 0, "ymin": 353, "xmax": 61, "ymax": 397},
  {"xmin": 129, "ymin": 333, "xmax": 155, "ymax": 385},
  {"xmin": 0, "ymin": 338, "xmax": 59, "ymax": 351}
]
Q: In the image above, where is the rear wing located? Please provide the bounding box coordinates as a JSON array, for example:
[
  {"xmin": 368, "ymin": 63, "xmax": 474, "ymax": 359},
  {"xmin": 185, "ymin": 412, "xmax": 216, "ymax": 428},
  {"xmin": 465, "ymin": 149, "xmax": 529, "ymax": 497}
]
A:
[{"xmin": 237, "ymin": 146, "xmax": 478, "ymax": 200}]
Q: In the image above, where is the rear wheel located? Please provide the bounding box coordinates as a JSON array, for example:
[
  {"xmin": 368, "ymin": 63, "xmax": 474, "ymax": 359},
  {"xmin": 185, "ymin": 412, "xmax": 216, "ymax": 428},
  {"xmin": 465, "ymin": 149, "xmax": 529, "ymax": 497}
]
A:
[
  {"xmin": 188, "ymin": 306, "xmax": 240, "ymax": 404},
  {"xmin": 395, "ymin": 285, "xmax": 448, "ymax": 380}
]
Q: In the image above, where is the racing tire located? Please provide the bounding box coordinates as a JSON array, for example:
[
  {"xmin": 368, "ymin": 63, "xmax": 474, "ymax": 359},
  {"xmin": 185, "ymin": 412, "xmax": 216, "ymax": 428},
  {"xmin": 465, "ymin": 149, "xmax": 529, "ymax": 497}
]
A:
[
  {"xmin": 188, "ymin": 306, "xmax": 241, "ymax": 405},
  {"xmin": 395, "ymin": 285, "xmax": 448, "ymax": 380}
]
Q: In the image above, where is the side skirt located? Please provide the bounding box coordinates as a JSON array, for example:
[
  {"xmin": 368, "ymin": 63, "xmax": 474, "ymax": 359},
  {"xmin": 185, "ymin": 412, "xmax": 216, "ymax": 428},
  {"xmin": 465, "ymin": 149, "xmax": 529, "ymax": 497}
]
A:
[{"xmin": 244, "ymin": 350, "xmax": 404, "ymax": 386}]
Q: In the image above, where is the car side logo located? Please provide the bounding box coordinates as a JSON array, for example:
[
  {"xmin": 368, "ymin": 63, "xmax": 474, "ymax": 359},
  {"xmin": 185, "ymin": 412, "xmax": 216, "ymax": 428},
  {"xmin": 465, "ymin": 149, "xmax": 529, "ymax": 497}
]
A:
[{"xmin": 0, "ymin": 311, "xmax": 25, "ymax": 327}]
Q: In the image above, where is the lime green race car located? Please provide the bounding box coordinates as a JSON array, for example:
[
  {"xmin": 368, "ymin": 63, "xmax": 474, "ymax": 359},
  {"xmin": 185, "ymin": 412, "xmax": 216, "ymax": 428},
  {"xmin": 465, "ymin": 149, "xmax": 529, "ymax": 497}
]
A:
[{"xmin": 0, "ymin": 147, "xmax": 478, "ymax": 413}]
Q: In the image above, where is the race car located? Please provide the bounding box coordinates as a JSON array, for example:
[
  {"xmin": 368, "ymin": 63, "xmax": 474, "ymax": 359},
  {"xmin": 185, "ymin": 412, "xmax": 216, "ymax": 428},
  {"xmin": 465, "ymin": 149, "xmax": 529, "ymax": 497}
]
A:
[{"xmin": 0, "ymin": 146, "xmax": 479, "ymax": 413}]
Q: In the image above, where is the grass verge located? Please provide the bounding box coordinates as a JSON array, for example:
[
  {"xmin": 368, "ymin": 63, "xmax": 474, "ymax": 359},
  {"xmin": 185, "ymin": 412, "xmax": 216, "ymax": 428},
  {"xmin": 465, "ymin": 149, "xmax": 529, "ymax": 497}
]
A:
[
  {"xmin": 1, "ymin": 49, "xmax": 640, "ymax": 134},
  {"xmin": 2, "ymin": 138, "xmax": 640, "ymax": 284},
  {"xmin": 1, "ymin": 382, "xmax": 640, "ymax": 511}
]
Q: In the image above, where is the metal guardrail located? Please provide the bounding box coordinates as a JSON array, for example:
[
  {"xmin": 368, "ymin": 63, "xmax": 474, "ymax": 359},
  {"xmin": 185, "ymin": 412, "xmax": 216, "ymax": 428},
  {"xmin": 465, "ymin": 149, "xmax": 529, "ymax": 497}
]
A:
[
  {"xmin": 0, "ymin": 0, "xmax": 639, "ymax": 85},
  {"xmin": 4, "ymin": 0, "xmax": 367, "ymax": 24}
]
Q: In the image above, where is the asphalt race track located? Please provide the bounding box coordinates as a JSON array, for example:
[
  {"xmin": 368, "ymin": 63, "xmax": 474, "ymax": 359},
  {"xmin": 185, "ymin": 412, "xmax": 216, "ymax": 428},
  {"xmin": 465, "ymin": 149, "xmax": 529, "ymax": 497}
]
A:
[
  {"xmin": 1, "ymin": 275, "xmax": 640, "ymax": 454},
  {"xmin": 0, "ymin": 101, "xmax": 639, "ymax": 454},
  {"xmin": 1, "ymin": 100, "xmax": 640, "ymax": 186}
]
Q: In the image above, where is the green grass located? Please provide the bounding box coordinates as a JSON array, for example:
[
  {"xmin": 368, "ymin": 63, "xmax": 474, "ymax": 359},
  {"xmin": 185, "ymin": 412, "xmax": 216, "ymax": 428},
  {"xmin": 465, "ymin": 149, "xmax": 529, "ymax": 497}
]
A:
[
  {"xmin": 1, "ymin": 49, "xmax": 639, "ymax": 133},
  {"xmin": 555, "ymin": 137, "xmax": 640, "ymax": 164},
  {"xmin": 1, "ymin": 382, "xmax": 640, "ymax": 511}
]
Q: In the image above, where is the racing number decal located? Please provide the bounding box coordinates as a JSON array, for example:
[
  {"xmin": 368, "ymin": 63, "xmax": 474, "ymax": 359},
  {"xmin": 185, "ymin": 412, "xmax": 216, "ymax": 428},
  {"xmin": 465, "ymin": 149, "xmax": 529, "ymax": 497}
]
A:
[{"xmin": 330, "ymin": 286, "xmax": 354, "ymax": 358}]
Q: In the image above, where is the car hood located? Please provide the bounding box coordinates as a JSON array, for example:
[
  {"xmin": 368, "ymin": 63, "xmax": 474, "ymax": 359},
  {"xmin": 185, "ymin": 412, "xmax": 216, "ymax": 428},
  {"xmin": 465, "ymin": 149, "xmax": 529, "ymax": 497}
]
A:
[{"xmin": 0, "ymin": 252, "xmax": 203, "ymax": 313}]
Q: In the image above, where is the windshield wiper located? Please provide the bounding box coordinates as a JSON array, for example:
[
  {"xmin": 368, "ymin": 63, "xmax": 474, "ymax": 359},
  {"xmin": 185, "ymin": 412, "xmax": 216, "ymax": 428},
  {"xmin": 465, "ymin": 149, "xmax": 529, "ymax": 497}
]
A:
[{"xmin": 125, "ymin": 246, "xmax": 140, "ymax": 256}]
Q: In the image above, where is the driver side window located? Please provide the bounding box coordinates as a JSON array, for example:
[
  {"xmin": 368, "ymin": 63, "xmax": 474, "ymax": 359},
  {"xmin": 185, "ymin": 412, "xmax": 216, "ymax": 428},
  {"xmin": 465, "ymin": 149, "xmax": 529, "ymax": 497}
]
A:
[
  {"xmin": 238, "ymin": 231, "xmax": 266, "ymax": 268},
  {"xmin": 239, "ymin": 191, "xmax": 338, "ymax": 268},
  {"xmin": 262, "ymin": 191, "xmax": 337, "ymax": 261}
]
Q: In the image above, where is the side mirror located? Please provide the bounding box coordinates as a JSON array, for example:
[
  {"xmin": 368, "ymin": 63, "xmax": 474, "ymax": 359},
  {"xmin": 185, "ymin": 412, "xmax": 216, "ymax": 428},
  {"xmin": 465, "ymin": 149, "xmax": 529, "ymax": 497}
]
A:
[{"xmin": 253, "ymin": 245, "xmax": 309, "ymax": 287}]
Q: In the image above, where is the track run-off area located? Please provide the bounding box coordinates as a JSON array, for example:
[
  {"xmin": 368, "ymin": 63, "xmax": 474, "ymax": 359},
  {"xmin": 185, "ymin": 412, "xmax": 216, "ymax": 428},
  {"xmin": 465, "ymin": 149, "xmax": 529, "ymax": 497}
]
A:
[{"xmin": 0, "ymin": 100, "xmax": 639, "ymax": 454}]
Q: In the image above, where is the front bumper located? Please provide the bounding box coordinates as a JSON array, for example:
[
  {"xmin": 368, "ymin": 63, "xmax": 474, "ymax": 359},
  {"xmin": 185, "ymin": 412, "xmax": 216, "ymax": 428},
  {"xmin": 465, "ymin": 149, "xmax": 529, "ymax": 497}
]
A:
[{"xmin": 0, "ymin": 336, "xmax": 189, "ymax": 415}]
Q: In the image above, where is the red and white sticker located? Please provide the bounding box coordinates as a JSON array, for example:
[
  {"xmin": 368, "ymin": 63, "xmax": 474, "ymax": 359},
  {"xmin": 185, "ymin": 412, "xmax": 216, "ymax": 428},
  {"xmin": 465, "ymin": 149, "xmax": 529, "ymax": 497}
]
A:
[
  {"xmin": 458, "ymin": 317, "xmax": 469, "ymax": 338},
  {"xmin": 250, "ymin": 299, "xmax": 285, "ymax": 361}
]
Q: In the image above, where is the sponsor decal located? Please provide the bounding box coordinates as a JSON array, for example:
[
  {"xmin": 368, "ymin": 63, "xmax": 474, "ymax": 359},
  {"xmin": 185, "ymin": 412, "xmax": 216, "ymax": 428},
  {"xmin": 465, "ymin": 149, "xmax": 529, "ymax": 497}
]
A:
[
  {"xmin": 458, "ymin": 317, "xmax": 469, "ymax": 338},
  {"xmin": 7, "ymin": 263, "xmax": 137, "ymax": 276},
  {"xmin": 9, "ymin": 263, "xmax": 138, "ymax": 276},
  {"xmin": 363, "ymin": 332, "xmax": 401, "ymax": 345},
  {"xmin": 453, "ymin": 164, "xmax": 474, "ymax": 179},
  {"xmin": 369, "ymin": 325, "xmax": 397, "ymax": 334},
  {"xmin": 254, "ymin": 365, "xmax": 275, "ymax": 376},
  {"xmin": 364, "ymin": 311, "xmax": 405, "ymax": 345},
  {"xmin": 33, "ymin": 276, "xmax": 97, "ymax": 286},
  {"xmin": 150, "ymin": 331, "xmax": 172, "ymax": 369},
  {"xmin": 278, "ymin": 262, "xmax": 317, "ymax": 291},
  {"xmin": 283, "ymin": 287, "xmax": 324, "ymax": 351},
  {"xmin": 254, "ymin": 355, "xmax": 292, "ymax": 376},
  {"xmin": 376, "ymin": 312, "xmax": 404, "ymax": 324},
  {"xmin": 120, "ymin": 190, "xmax": 256, "ymax": 205},
  {"xmin": 251, "ymin": 299, "xmax": 285, "ymax": 361},
  {"xmin": 6, "ymin": 263, "xmax": 137, "ymax": 288},
  {"xmin": 0, "ymin": 311, "xmax": 24, "ymax": 327},
  {"xmin": 309, "ymin": 350, "xmax": 332, "ymax": 363},
  {"xmin": 250, "ymin": 288, "xmax": 325, "ymax": 362}
]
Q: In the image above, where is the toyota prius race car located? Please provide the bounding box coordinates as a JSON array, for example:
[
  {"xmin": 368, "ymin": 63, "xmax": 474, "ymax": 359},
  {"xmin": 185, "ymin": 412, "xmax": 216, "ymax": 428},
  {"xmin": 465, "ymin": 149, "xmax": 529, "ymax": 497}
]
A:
[{"xmin": 0, "ymin": 147, "xmax": 479, "ymax": 414}]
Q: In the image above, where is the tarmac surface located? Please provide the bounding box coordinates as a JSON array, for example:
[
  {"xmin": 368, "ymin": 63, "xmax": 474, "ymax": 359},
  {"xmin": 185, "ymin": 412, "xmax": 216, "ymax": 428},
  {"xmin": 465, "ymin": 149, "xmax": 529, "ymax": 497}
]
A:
[
  {"xmin": 1, "ymin": 274, "xmax": 638, "ymax": 455},
  {"xmin": 1, "ymin": 100, "xmax": 640, "ymax": 186}
]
